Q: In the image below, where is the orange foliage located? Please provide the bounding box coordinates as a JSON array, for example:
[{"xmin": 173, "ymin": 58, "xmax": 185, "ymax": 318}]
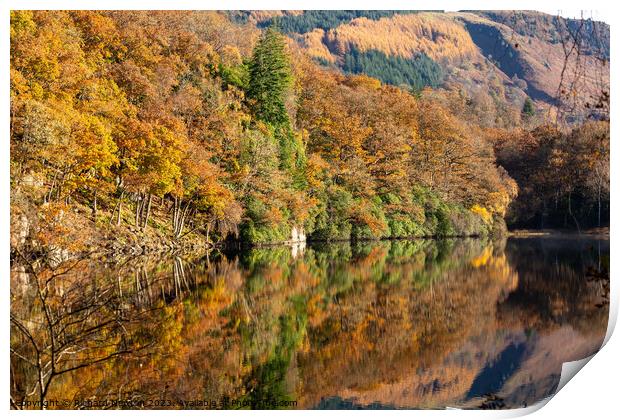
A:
[{"xmin": 321, "ymin": 13, "xmax": 477, "ymax": 62}]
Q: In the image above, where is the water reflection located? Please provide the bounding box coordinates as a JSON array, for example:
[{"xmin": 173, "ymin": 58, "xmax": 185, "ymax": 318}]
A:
[{"xmin": 10, "ymin": 236, "xmax": 609, "ymax": 409}]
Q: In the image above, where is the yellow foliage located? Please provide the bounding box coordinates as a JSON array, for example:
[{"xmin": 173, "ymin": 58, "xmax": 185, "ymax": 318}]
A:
[
  {"xmin": 471, "ymin": 204, "xmax": 492, "ymax": 224},
  {"xmin": 299, "ymin": 29, "xmax": 337, "ymax": 64},
  {"xmin": 322, "ymin": 13, "xmax": 477, "ymax": 62}
]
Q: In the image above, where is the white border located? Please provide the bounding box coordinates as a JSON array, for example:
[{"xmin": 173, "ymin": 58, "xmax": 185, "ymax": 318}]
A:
[{"xmin": 2, "ymin": 1, "xmax": 617, "ymax": 419}]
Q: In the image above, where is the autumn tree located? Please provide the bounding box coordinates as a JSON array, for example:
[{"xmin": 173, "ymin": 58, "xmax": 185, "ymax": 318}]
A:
[{"xmin": 15, "ymin": 10, "xmax": 606, "ymax": 248}]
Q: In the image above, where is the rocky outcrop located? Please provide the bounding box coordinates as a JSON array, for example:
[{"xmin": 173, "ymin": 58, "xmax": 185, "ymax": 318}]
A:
[{"xmin": 290, "ymin": 226, "xmax": 307, "ymax": 243}]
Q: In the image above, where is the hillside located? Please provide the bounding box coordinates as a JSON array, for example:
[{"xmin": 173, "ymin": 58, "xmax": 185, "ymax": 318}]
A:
[
  {"xmin": 274, "ymin": 10, "xmax": 609, "ymax": 126},
  {"xmin": 9, "ymin": 10, "xmax": 609, "ymax": 259}
]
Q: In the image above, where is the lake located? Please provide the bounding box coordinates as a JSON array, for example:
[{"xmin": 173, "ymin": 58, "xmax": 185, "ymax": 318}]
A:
[{"xmin": 10, "ymin": 235, "xmax": 609, "ymax": 409}]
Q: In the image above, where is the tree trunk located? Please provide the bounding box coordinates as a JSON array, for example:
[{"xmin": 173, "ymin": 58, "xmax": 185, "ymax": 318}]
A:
[
  {"xmin": 135, "ymin": 193, "xmax": 144, "ymax": 227},
  {"xmin": 142, "ymin": 194, "xmax": 153, "ymax": 229},
  {"xmin": 116, "ymin": 191, "xmax": 124, "ymax": 226},
  {"xmin": 177, "ymin": 201, "xmax": 192, "ymax": 239},
  {"xmin": 172, "ymin": 196, "xmax": 180, "ymax": 237},
  {"xmin": 109, "ymin": 191, "xmax": 124, "ymax": 225},
  {"xmin": 57, "ymin": 167, "xmax": 68, "ymax": 201},
  {"xmin": 567, "ymin": 189, "xmax": 581, "ymax": 234},
  {"xmin": 172, "ymin": 198, "xmax": 192, "ymax": 239},
  {"xmin": 92, "ymin": 189, "xmax": 97, "ymax": 218},
  {"xmin": 46, "ymin": 171, "xmax": 57, "ymax": 203},
  {"xmin": 598, "ymin": 181, "xmax": 602, "ymax": 228}
]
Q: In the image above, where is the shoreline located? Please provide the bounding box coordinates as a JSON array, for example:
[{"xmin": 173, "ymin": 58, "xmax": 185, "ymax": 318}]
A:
[
  {"xmin": 12, "ymin": 228, "xmax": 609, "ymax": 267},
  {"xmin": 96, "ymin": 229, "xmax": 613, "ymax": 257},
  {"xmin": 508, "ymin": 228, "xmax": 609, "ymax": 239}
]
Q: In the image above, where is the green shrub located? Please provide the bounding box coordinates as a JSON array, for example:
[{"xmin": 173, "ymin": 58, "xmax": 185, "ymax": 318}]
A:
[{"xmin": 310, "ymin": 186, "xmax": 354, "ymax": 241}]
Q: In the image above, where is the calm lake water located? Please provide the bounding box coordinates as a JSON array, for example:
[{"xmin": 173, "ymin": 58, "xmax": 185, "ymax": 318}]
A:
[{"xmin": 10, "ymin": 235, "xmax": 609, "ymax": 409}]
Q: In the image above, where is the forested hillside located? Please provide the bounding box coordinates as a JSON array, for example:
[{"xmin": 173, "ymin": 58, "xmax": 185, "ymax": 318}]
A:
[
  {"xmin": 9, "ymin": 10, "xmax": 609, "ymax": 256},
  {"xmin": 342, "ymin": 50, "xmax": 443, "ymax": 92},
  {"xmin": 277, "ymin": 10, "xmax": 609, "ymax": 127},
  {"xmin": 233, "ymin": 10, "xmax": 419, "ymax": 33}
]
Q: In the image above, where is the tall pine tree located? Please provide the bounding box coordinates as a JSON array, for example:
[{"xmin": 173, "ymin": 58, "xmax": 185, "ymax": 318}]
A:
[
  {"xmin": 248, "ymin": 27, "xmax": 303, "ymax": 172},
  {"xmin": 248, "ymin": 27, "xmax": 293, "ymax": 126}
]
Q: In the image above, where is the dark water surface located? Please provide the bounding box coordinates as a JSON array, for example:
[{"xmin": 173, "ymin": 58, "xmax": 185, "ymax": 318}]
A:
[{"xmin": 10, "ymin": 235, "xmax": 609, "ymax": 409}]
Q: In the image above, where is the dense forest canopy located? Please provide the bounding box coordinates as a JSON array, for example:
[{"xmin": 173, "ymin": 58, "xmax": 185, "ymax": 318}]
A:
[
  {"xmin": 231, "ymin": 10, "xmax": 420, "ymax": 34},
  {"xmin": 494, "ymin": 123, "xmax": 610, "ymax": 229},
  {"xmin": 342, "ymin": 50, "xmax": 444, "ymax": 92},
  {"xmin": 9, "ymin": 10, "xmax": 610, "ymax": 256}
]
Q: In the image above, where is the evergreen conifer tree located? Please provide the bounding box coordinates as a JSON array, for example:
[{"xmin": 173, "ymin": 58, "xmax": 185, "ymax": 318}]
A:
[
  {"xmin": 522, "ymin": 97, "xmax": 535, "ymax": 118},
  {"xmin": 247, "ymin": 27, "xmax": 303, "ymax": 171},
  {"xmin": 248, "ymin": 27, "xmax": 293, "ymax": 126}
]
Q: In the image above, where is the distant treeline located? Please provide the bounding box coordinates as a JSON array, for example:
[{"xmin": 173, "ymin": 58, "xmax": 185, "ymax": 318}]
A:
[{"xmin": 257, "ymin": 10, "xmax": 419, "ymax": 34}]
